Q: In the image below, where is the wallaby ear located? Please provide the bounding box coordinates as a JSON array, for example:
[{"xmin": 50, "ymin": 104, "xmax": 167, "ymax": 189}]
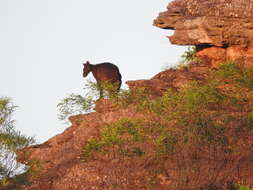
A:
[{"xmin": 86, "ymin": 61, "xmax": 90, "ymax": 65}]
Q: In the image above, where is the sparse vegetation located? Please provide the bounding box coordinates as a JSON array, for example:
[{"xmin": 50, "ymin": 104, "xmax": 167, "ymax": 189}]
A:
[
  {"xmin": 57, "ymin": 81, "xmax": 99, "ymax": 122},
  {"xmin": 57, "ymin": 58, "xmax": 253, "ymax": 190},
  {"xmin": 57, "ymin": 80, "xmax": 151, "ymax": 122},
  {"xmin": 238, "ymin": 185, "xmax": 252, "ymax": 190},
  {"xmin": 0, "ymin": 97, "xmax": 35, "ymax": 190},
  {"xmin": 0, "ymin": 159, "xmax": 43, "ymax": 190},
  {"xmin": 140, "ymin": 61, "xmax": 253, "ymax": 189},
  {"xmin": 57, "ymin": 80, "xmax": 128, "ymax": 122},
  {"xmin": 181, "ymin": 46, "xmax": 199, "ymax": 64},
  {"xmin": 81, "ymin": 118, "xmax": 146, "ymax": 160},
  {"xmin": 80, "ymin": 61, "xmax": 253, "ymax": 190},
  {"xmin": 162, "ymin": 46, "xmax": 199, "ymax": 71},
  {"xmin": 173, "ymin": 46, "xmax": 200, "ymax": 70}
]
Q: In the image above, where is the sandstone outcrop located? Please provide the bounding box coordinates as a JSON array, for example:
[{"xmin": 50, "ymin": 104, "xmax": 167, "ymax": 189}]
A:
[
  {"xmin": 18, "ymin": 106, "xmax": 146, "ymax": 190},
  {"xmin": 16, "ymin": 61, "xmax": 253, "ymax": 190},
  {"xmin": 13, "ymin": 1, "xmax": 253, "ymax": 190},
  {"xmin": 17, "ymin": 62, "xmax": 212, "ymax": 190},
  {"xmin": 154, "ymin": 0, "xmax": 253, "ymax": 67},
  {"xmin": 127, "ymin": 61, "xmax": 210, "ymax": 96}
]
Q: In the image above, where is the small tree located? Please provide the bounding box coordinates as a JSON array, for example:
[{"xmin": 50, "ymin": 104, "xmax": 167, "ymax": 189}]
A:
[
  {"xmin": 57, "ymin": 80, "xmax": 125, "ymax": 122},
  {"xmin": 57, "ymin": 81, "xmax": 99, "ymax": 122},
  {"xmin": 0, "ymin": 97, "xmax": 34, "ymax": 180}
]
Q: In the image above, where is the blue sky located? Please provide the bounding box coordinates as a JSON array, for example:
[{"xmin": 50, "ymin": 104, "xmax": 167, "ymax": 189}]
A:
[{"xmin": 0, "ymin": 0, "xmax": 186, "ymax": 142}]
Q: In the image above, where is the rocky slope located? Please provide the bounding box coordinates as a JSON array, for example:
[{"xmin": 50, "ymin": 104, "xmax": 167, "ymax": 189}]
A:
[
  {"xmin": 16, "ymin": 61, "xmax": 253, "ymax": 190},
  {"xmin": 14, "ymin": 0, "xmax": 253, "ymax": 189},
  {"xmin": 17, "ymin": 105, "xmax": 145, "ymax": 190},
  {"xmin": 16, "ymin": 62, "xmax": 209, "ymax": 190}
]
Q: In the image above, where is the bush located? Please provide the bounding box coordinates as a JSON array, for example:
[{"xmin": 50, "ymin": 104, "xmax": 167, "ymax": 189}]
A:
[
  {"xmin": 177, "ymin": 46, "xmax": 200, "ymax": 68},
  {"xmin": 57, "ymin": 80, "xmax": 152, "ymax": 122},
  {"xmin": 80, "ymin": 61, "xmax": 253, "ymax": 190},
  {"xmin": 238, "ymin": 185, "xmax": 252, "ymax": 190},
  {"xmin": 162, "ymin": 46, "xmax": 199, "ymax": 71},
  {"xmin": 81, "ymin": 118, "xmax": 146, "ymax": 160},
  {"xmin": 57, "ymin": 80, "xmax": 130, "ymax": 122},
  {"xmin": 138, "ymin": 61, "xmax": 253, "ymax": 189},
  {"xmin": 0, "ymin": 159, "xmax": 43, "ymax": 190},
  {"xmin": 0, "ymin": 97, "xmax": 35, "ymax": 189},
  {"xmin": 57, "ymin": 81, "xmax": 99, "ymax": 122}
]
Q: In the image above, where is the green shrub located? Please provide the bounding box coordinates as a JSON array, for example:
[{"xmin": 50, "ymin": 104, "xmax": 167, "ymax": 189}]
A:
[
  {"xmin": 155, "ymin": 130, "xmax": 178, "ymax": 155},
  {"xmin": 0, "ymin": 159, "xmax": 43, "ymax": 190},
  {"xmin": 57, "ymin": 81, "xmax": 137, "ymax": 122},
  {"xmin": 81, "ymin": 139, "xmax": 105, "ymax": 160},
  {"xmin": 138, "ymin": 62, "xmax": 253, "ymax": 189},
  {"xmin": 57, "ymin": 81, "xmax": 99, "ymax": 122},
  {"xmin": 0, "ymin": 97, "xmax": 35, "ymax": 189},
  {"xmin": 178, "ymin": 46, "xmax": 200, "ymax": 67},
  {"xmin": 212, "ymin": 61, "xmax": 253, "ymax": 90},
  {"xmin": 78, "ymin": 61, "xmax": 253, "ymax": 189},
  {"xmin": 81, "ymin": 118, "xmax": 146, "ymax": 160},
  {"xmin": 238, "ymin": 185, "xmax": 251, "ymax": 190},
  {"xmin": 111, "ymin": 87, "xmax": 151, "ymax": 109},
  {"xmin": 57, "ymin": 93, "xmax": 94, "ymax": 121},
  {"xmin": 162, "ymin": 46, "xmax": 200, "ymax": 71},
  {"xmin": 181, "ymin": 46, "xmax": 198, "ymax": 63}
]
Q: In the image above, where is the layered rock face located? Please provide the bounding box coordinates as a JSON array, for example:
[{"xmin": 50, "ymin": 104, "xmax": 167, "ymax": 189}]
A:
[
  {"xmin": 17, "ymin": 106, "xmax": 147, "ymax": 190},
  {"xmin": 16, "ymin": 63, "xmax": 212, "ymax": 190},
  {"xmin": 127, "ymin": 61, "xmax": 210, "ymax": 96},
  {"xmin": 16, "ymin": 62, "xmax": 253, "ymax": 190},
  {"xmin": 154, "ymin": 0, "xmax": 253, "ymax": 67},
  {"xmin": 14, "ymin": 1, "xmax": 253, "ymax": 190}
]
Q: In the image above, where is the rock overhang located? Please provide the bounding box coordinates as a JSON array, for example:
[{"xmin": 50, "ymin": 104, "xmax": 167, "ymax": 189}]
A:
[{"xmin": 154, "ymin": 0, "xmax": 253, "ymax": 47}]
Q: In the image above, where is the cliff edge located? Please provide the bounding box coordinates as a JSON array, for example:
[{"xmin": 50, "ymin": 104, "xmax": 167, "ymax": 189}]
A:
[
  {"xmin": 17, "ymin": 60, "xmax": 253, "ymax": 190},
  {"xmin": 14, "ymin": 1, "xmax": 253, "ymax": 190}
]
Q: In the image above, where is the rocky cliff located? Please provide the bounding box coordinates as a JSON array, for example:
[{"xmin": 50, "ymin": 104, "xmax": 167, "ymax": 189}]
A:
[
  {"xmin": 16, "ymin": 60, "xmax": 253, "ymax": 190},
  {"xmin": 15, "ymin": 62, "xmax": 211, "ymax": 190},
  {"xmin": 17, "ymin": 105, "xmax": 144, "ymax": 190},
  {"xmin": 154, "ymin": 0, "xmax": 253, "ymax": 67},
  {"xmin": 14, "ymin": 1, "xmax": 253, "ymax": 190}
]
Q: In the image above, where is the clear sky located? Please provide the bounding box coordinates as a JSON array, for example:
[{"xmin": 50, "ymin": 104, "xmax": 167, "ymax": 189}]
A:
[{"xmin": 0, "ymin": 0, "xmax": 186, "ymax": 143}]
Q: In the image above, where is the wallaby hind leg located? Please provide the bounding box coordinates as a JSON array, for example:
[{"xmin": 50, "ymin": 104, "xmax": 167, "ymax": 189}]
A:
[
  {"xmin": 99, "ymin": 88, "xmax": 104, "ymax": 99},
  {"xmin": 97, "ymin": 84, "xmax": 104, "ymax": 99}
]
